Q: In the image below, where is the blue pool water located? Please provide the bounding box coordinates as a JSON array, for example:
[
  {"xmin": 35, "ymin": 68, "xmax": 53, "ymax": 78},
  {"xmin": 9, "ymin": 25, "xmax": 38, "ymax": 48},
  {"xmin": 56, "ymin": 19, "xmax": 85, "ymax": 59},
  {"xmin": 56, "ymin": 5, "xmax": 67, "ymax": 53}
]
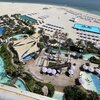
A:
[
  {"xmin": 82, "ymin": 54, "xmax": 96, "ymax": 60},
  {"xmin": 73, "ymin": 23, "xmax": 100, "ymax": 34},
  {"xmin": 0, "ymin": 56, "xmax": 28, "ymax": 91},
  {"xmin": 91, "ymin": 74, "xmax": 100, "ymax": 94},
  {"xmin": 20, "ymin": 15, "xmax": 37, "ymax": 24},
  {"xmin": 12, "ymin": 34, "xmax": 28, "ymax": 39},
  {"xmin": 15, "ymin": 79, "xmax": 28, "ymax": 91},
  {"xmin": 53, "ymin": 91, "xmax": 64, "ymax": 100}
]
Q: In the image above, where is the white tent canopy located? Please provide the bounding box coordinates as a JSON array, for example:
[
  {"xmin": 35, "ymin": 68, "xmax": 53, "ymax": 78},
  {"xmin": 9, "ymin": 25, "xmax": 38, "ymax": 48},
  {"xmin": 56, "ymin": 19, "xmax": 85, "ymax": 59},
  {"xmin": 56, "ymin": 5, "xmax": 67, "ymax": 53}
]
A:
[
  {"xmin": 42, "ymin": 67, "xmax": 47, "ymax": 73},
  {"xmin": 79, "ymin": 77, "xmax": 86, "ymax": 85},
  {"xmin": 95, "ymin": 69, "xmax": 100, "ymax": 74},
  {"xmin": 82, "ymin": 65, "xmax": 88, "ymax": 70},
  {"xmin": 68, "ymin": 69, "xmax": 74, "ymax": 75},
  {"xmin": 71, "ymin": 65, "xmax": 75, "ymax": 70},
  {"xmin": 47, "ymin": 68, "xmax": 52, "ymax": 74},
  {"xmin": 88, "ymin": 66, "xmax": 94, "ymax": 72},
  {"xmin": 52, "ymin": 69, "xmax": 56, "ymax": 75}
]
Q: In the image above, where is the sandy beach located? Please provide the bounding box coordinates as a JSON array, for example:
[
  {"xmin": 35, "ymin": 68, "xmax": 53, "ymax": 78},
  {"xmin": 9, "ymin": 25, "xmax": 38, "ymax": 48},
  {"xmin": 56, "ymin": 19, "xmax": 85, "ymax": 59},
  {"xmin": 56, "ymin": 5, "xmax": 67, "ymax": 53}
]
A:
[
  {"xmin": 0, "ymin": 2, "xmax": 100, "ymax": 44},
  {"xmin": 0, "ymin": 2, "xmax": 100, "ymax": 18}
]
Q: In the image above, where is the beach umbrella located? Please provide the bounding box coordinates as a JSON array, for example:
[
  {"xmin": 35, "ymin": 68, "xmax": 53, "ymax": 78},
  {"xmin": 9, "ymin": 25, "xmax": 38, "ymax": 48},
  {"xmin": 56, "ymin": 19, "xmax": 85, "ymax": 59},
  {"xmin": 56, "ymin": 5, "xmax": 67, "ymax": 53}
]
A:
[
  {"xmin": 42, "ymin": 67, "xmax": 47, "ymax": 73},
  {"xmin": 52, "ymin": 69, "xmax": 56, "ymax": 75},
  {"xmin": 79, "ymin": 77, "xmax": 85, "ymax": 85},
  {"xmin": 71, "ymin": 52, "xmax": 76, "ymax": 56},
  {"xmin": 88, "ymin": 66, "xmax": 94, "ymax": 72},
  {"xmin": 82, "ymin": 65, "xmax": 88, "ymax": 70},
  {"xmin": 71, "ymin": 65, "xmax": 75, "ymax": 70},
  {"xmin": 47, "ymin": 68, "xmax": 52, "ymax": 74},
  {"xmin": 68, "ymin": 69, "xmax": 74, "ymax": 75},
  {"xmin": 95, "ymin": 69, "xmax": 100, "ymax": 74}
]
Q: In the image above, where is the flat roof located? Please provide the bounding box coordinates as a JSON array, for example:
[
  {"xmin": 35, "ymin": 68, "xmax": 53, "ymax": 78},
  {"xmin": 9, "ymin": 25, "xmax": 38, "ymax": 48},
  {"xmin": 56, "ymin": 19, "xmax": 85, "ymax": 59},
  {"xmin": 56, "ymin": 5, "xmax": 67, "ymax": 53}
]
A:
[
  {"xmin": 0, "ymin": 84, "xmax": 55, "ymax": 100},
  {"xmin": 73, "ymin": 23, "xmax": 100, "ymax": 34}
]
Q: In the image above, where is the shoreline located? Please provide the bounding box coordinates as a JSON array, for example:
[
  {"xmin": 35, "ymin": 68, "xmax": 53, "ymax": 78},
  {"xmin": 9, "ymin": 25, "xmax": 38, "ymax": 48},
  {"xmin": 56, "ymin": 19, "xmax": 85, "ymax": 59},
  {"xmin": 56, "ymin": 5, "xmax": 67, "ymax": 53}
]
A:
[{"xmin": 0, "ymin": 2, "xmax": 100, "ymax": 17}]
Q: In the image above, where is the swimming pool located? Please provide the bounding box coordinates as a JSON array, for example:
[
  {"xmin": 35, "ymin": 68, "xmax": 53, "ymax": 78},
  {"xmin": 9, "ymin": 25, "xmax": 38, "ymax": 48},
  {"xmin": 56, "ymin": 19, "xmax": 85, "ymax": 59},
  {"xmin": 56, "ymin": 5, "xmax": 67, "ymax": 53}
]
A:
[
  {"xmin": 73, "ymin": 23, "xmax": 100, "ymax": 34},
  {"xmin": 20, "ymin": 15, "xmax": 37, "ymax": 24},
  {"xmin": 53, "ymin": 91, "xmax": 64, "ymax": 100},
  {"xmin": 12, "ymin": 34, "xmax": 28, "ymax": 39},
  {"xmin": 0, "ymin": 56, "xmax": 28, "ymax": 91},
  {"xmin": 15, "ymin": 78, "xmax": 28, "ymax": 91},
  {"xmin": 80, "ymin": 71, "xmax": 100, "ymax": 94},
  {"xmin": 82, "ymin": 54, "xmax": 96, "ymax": 60},
  {"xmin": 91, "ymin": 74, "xmax": 100, "ymax": 93}
]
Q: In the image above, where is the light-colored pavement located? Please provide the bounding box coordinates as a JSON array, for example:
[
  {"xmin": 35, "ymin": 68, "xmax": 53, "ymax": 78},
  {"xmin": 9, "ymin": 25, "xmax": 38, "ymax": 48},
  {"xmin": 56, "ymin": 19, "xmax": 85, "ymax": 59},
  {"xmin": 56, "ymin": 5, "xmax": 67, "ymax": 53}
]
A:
[{"xmin": 0, "ymin": 84, "xmax": 55, "ymax": 100}]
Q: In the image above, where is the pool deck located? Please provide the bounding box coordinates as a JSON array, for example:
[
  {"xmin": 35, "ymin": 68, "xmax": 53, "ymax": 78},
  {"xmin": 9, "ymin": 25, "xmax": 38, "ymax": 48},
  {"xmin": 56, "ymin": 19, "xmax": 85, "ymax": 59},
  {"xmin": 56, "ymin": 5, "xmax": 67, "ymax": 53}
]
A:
[
  {"xmin": 0, "ymin": 84, "xmax": 55, "ymax": 100},
  {"xmin": 80, "ymin": 71, "xmax": 100, "ymax": 94}
]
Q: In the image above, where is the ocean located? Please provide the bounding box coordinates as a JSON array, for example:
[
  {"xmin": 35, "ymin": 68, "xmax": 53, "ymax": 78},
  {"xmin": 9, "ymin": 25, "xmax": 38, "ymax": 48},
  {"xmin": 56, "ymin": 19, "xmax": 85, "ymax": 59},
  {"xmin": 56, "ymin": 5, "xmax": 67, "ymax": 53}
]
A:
[{"xmin": 0, "ymin": 0, "xmax": 100, "ymax": 15}]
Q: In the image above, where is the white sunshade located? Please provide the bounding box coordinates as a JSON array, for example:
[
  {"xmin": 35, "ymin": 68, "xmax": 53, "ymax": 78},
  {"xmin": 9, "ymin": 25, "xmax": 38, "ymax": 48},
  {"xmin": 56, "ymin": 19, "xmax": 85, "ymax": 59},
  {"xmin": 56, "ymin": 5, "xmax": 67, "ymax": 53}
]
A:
[
  {"xmin": 47, "ymin": 68, "xmax": 52, "ymax": 74},
  {"xmin": 82, "ymin": 65, "xmax": 88, "ymax": 70},
  {"xmin": 68, "ymin": 69, "xmax": 74, "ymax": 75},
  {"xmin": 95, "ymin": 69, "xmax": 100, "ymax": 74},
  {"xmin": 71, "ymin": 65, "xmax": 75, "ymax": 70},
  {"xmin": 52, "ymin": 69, "xmax": 56, "ymax": 75},
  {"xmin": 79, "ymin": 77, "xmax": 86, "ymax": 85},
  {"xmin": 88, "ymin": 66, "xmax": 94, "ymax": 72},
  {"xmin": 42, "ymin": 67, "xmax": 47, "ymax": 73}
]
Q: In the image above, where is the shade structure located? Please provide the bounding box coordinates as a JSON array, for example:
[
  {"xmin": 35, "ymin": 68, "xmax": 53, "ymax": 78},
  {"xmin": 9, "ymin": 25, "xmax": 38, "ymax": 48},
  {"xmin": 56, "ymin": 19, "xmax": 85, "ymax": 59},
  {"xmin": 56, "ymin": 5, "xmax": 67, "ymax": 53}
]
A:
[
  {"xmin": 71, "ymin": 65, "xmax": 75, "ymax": 70},
  {"xmin": 79, "ymin": 77, "xmax": 86, "ymax": 85},
  {"xmin": 42, "ymin": 67, "xmax": 47, "ymax": 73},
  {"xmin": 95, "ymin": 69, "xmax": 100, "ymax": 74},
  {"xmin": 82, "ymin": 65, "xmax": 88, "ymax": 70},
  {"xmin": 52, "ymin": 69, "xmax": 56, "ymax": 75},
  {"xmin": 47, "ymin": 68, "xmax": 52, "ymax": 74},
  {"xmin": 88, "ymin": 66, "xmax": 94, "ymax": 72},
  {"xmin": 68, "ymin": 69, "xmax": 74, "ymax": 75}
]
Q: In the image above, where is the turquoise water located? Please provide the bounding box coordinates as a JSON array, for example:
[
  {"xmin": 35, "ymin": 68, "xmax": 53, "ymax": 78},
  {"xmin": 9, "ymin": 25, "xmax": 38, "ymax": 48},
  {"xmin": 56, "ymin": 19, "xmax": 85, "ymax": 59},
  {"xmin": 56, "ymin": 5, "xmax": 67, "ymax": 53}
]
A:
[
  {"xmin": 50, "ymin": 48, "xmax": 96, "ymax": 61},
  {"xmin": 73, "ymin": 23, "xmax": 100, "ymax": 34},
  {"xmin": 91, "ymin": 74, "xmax": 100, "ymax": 94},
  {"xmin": 82, "ymin": 54, "xmax": 96, "ymax": 60},
  {"xmin": 20, "ymin": 15, "xmax": 37, "ymax": 24},
  {"xmin": 53, "ymin": 91, "xmax": 64, "ymax": 100},
  {"xmin": 49, "ymin": 48, "xmax": 67, "ymax": 54},
  {"xmin": 12, "ymin": 34, "xmax": 28, "ymax": 39},
  {"xmin": 80, "ymin": 71, "xmax": 100, "ymax": 94},
  {"xmin": 0, "ymin": 56, "xmax": 28, "ymax": 91},
  {"xmin": 15, "ymin": 79, "xmax": 28, "ymax": 91}
]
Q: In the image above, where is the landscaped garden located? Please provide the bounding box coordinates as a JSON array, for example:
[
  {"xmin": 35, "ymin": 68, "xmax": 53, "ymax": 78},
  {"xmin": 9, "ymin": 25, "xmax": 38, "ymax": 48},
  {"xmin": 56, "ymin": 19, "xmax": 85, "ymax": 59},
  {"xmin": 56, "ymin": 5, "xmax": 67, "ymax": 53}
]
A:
[{"xmin": 0, "ymin": 44, "xmax": 55, "ymax": 97}]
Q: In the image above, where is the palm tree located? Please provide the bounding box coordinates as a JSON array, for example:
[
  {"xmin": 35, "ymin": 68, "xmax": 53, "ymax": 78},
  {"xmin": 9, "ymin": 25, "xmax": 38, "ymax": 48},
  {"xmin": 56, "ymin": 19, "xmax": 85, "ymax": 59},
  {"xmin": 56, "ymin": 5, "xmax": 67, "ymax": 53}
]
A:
[
  {"xmin": 64, "ymin": 38, "xmax": 75, "ymax": 61},
  {"xmin": 76, "ymin": 40, "xmax": 85, "ymax": 49},
  {"xmin": 85, "ymin": 41, "xmax": 95, "ymax": 49}
]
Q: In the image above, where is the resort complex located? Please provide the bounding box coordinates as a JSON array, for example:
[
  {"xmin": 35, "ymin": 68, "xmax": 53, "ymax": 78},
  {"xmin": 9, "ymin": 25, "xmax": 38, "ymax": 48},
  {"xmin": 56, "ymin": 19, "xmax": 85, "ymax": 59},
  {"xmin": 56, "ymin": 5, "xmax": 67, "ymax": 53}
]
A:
[{"xmin": 0, "ymin": 2, "xmax": 100, "ymax": 100}]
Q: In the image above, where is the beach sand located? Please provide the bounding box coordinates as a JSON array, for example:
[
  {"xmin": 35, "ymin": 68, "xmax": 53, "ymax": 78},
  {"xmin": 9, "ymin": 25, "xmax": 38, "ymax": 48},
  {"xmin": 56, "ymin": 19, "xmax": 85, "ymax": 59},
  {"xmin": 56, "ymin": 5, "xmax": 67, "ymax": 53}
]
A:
[
  {"xmin": 0, "ymin": 2, "xmax": 100, "ymax": 18},
  {"xmin": 0, "ymin": 2, "xmax": 100, "ymax": 42}
]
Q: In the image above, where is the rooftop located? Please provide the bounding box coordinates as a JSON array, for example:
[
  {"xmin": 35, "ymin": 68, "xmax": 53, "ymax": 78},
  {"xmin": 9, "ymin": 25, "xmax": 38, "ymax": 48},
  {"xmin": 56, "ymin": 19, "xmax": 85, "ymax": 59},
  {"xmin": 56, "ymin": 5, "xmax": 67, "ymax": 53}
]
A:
[{"xmin": 0, "ymin": 84, "xmax": 55, "ymax": 100}]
